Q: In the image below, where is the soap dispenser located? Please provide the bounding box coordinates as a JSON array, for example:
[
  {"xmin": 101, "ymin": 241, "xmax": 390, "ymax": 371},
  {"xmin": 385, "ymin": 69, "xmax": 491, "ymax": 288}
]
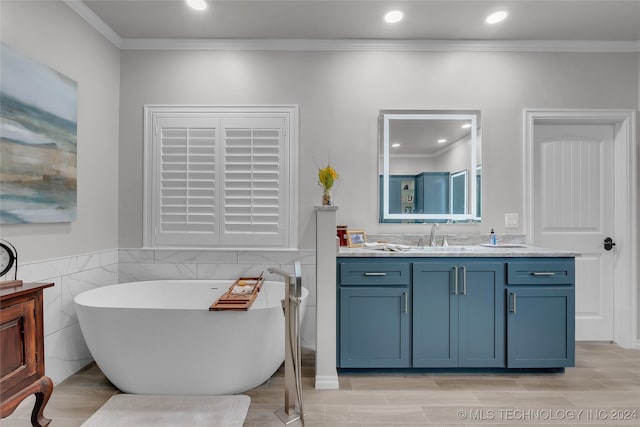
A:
[{"xmin": 490, "ymin": 229, "xmax": 497, "ymax": 245}]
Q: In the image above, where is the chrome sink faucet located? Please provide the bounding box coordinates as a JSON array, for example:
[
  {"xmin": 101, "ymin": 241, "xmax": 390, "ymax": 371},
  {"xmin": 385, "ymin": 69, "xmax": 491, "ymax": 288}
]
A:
[{"xmin": 429, "ymin": 223, "xmax": 439, "ymax": 247}]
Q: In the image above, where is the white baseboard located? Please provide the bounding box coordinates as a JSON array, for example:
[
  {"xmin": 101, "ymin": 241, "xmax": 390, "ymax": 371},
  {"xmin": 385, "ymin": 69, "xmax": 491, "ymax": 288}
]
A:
[{"xmin": 314, "ymin": 375, "xmax": 339, "ymax": 390}]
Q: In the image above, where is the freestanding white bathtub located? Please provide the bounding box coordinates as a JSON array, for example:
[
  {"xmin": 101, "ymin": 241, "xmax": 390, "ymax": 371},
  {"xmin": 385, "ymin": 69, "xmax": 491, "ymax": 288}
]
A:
[{"xmin": 74, "ymin": 280, "xmax": 308, "ymax": 395}]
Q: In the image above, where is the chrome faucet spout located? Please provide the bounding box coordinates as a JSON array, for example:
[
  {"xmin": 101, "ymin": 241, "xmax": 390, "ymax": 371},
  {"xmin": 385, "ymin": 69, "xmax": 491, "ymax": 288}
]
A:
[
  {"xmin": 268, "ymin": 267, "xmax": 290, "ymax": 279},
  {"xmin": 429, "ymin": 223, "xmax": 439, "ymax": 247}
]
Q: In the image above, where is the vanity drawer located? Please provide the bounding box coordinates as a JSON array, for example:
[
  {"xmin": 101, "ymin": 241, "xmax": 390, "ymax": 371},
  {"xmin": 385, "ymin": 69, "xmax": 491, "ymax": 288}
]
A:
[
  {"xmin": 339, "ymin": 262, "xmax": 410, "ymax": 286},
  {"xmin": 507, "ymin": 260, "xmax": 575, "ymax": 285}
]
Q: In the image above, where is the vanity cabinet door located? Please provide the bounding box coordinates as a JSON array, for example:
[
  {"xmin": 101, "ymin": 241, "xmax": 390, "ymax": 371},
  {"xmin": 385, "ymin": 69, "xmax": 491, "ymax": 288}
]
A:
[
  {"xmin": 413, "ymin": 262, "xmax": 458, "ymax": 367},
  {"xmin": 339, "ymin": 287, "xmax": 410, "ymax": 368},
  {"xmin": 458, "ymin": 262, "xmax": 505, "ymax": 368},
  {"xmin": 506, "ymin": 286, "xmax": 575, "ymax": 368},
  {"xmin": 413, "ymin": 261, "xmax": 505, "ymax": 368}
]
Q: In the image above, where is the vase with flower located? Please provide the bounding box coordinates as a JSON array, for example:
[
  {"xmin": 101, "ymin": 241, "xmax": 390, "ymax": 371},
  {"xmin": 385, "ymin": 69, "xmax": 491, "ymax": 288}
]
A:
[{"xmin": 318, "ymin": 163, "xmax": 339, "ymax": 206}]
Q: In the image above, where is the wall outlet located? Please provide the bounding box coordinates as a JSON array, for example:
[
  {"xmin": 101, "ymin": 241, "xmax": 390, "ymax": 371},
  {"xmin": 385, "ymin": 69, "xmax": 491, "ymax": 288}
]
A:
[{"xmin": 504, "ymin": 213, "xmax": 519, "ymax": 228}]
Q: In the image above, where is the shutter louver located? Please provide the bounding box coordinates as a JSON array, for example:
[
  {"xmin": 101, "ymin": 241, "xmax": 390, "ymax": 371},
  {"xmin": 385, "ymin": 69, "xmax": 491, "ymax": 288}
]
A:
[
  {"xmin": 155, "ymin": 118, "xmax": 218, "ymax": 246},
  {"xmin": 222, "ymin": 118, "xmax": 286, "ymax": 245}
]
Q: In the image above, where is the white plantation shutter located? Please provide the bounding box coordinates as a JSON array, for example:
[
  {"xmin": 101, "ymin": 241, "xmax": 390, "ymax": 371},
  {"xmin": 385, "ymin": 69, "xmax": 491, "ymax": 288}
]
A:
[
  {"xmin": 221, "ymin": 117, "xmax": 286, "ymax": 246},
  {"xmin": 154, "ymin": 117, "xmax": 219, "ymax": 246},
  {"xmin": 147, "ymin": 109, "xmax": 293, "ymax": 248}
]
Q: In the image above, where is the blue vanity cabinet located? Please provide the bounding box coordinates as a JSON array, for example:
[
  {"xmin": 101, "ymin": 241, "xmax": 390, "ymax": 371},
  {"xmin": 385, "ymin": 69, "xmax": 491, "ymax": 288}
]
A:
[
  {"xmin": 337, "ymin": 260, "xmax": 411, "ymax": 368},
  {"xmin": 413, "ymin": 260, "xmax": 505, "ymax": 368},
  {"xmin": 506, "ymin": 259, "xmax": 575, "ymax": 368},
  {"xmin": 337, "ymin": 255, "xmax": 575, "ymax": 371}
]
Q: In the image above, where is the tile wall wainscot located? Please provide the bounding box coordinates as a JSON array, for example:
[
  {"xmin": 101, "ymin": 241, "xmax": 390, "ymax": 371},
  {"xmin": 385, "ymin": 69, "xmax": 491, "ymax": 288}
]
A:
[
  {"xmin": 15, "ymin": 250, "xmax": 119, "ymax": 384},
  {"xmin": 118, "ymin": 249, "xmax": 318, "ymax": 349}
]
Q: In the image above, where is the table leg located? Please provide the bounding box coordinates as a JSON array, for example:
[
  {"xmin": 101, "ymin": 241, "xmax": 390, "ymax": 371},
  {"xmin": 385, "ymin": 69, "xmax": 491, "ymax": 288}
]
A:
[{"xmin": 30, "ymin": 376, "xmax": 53, "ymax": 427}]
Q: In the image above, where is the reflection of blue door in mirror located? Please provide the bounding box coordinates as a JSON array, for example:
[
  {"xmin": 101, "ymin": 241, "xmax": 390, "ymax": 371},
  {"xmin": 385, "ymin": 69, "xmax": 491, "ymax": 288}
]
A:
[
  {"xmin": 451, "ymin": 170, "xmax": 468, "ymax": 215},
  {"xmin": 416, "ymin": 172, "xmax": 450, "ymax": 215}
]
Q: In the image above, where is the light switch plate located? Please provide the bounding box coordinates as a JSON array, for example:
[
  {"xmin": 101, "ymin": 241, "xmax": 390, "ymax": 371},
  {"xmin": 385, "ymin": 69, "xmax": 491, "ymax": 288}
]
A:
[{"xmin": 504, "ymin": 213, "xmax": 519, "ymax": 228}]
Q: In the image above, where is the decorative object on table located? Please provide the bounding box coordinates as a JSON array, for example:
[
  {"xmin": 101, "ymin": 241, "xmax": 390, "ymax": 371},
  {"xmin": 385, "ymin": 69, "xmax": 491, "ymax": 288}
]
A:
[
  {"xmin": 0, "ymin": 239, "xmax": 22, "ymax": 288},
  {"xmin": 0, "ymin": 43, "xmax": 78, "ymax": 224},
  {"xmin": 317, "ymin": 157, "xmax": 339, "ymax": 206},
  {"xmin": 337, "ymin": 225, "xmax": 348, "ymax": 247},
  {"xmin": 346, "ymin": 230, "xmax": 367, "ymax": 248}
]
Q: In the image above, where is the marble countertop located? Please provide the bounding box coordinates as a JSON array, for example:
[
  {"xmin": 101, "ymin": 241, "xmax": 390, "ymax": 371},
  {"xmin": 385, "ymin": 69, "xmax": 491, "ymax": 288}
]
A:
[{"xmin": 338, "ymin": 244, "xmax": 579, "ymax": 258}]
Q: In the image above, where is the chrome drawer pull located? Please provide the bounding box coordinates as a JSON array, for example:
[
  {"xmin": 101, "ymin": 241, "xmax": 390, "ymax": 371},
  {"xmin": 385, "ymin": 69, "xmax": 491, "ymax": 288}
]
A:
[
  {"xmin": 510, "ymin": 292, "xmax": 517, "ymax": 314},
  {"xmin": 403, "ymin": 291, "xmax": 408, "ymax": 313},
  {"xmin": 363, "ymin": 272, "xmax": 386, "ymax": 276},
  {"xmin": 461, "ymin": 266, "xmax": 467, "ymax": 295},
  {"xmin": 531, "ymin": 272, "xmax": 556, "ymax": 276},
  {"xmin": 452, "ymin": 266, "xmax": 458, "ymax": 295}
]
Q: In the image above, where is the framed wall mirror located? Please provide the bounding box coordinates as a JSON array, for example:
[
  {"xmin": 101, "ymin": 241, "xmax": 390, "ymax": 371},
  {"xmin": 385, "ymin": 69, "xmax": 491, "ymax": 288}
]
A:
[{"xmin": 379, "ymin": 110, "xmax": 482, "ymax": 223}]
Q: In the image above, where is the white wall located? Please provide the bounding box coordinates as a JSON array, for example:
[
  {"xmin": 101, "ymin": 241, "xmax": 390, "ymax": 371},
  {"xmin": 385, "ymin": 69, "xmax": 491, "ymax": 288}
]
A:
[
  {"xmin": 0, "ymin": 1, "xmax": 120, "ymax": 263},
  {"xmin": 1, "ymin": 1, "xmax": 121, "ymax": 384},
  {"xmin": 118, "ymin": 50, "xmax": 638, "ymax": 249}
]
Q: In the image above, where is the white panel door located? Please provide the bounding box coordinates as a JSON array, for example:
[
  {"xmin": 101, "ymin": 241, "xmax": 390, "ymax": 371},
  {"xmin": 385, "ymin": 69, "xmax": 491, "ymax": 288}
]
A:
[{"xmin": 533, "ymin": 124, "xmax": 615, "ymax": 341}]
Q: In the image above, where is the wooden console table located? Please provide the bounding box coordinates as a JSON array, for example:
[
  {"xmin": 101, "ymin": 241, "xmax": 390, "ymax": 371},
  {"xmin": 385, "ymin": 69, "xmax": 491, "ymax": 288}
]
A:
[{"xmin": 1, "ymin": 282, "xmax": 54, "ymax": 427}]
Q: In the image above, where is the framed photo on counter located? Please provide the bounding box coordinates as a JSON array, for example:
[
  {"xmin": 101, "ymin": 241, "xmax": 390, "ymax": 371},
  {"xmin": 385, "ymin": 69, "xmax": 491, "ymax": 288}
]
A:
[{"xmin": 346, "ymin": 230, "xmax": 367, "ymax": 248}]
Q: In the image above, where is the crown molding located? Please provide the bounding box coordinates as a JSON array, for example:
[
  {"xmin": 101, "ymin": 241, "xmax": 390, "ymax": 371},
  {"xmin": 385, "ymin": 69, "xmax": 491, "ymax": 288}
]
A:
[
  {"xmin": 121, "ymin": 38, "xmax": 640, "ymax": 52},
  {"xmin": 65, "ymin": 1, "xmax": 639, "ymax": 53},
  {"xmin": 64, "ymin": 0, "xmax": 122, "ymax": 48}
]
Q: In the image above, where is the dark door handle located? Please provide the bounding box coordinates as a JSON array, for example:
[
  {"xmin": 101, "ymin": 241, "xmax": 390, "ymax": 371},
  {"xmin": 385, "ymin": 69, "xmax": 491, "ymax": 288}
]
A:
[{"xmin": 604, "ymin": 237, "xmax": 616, "ymax": 251}]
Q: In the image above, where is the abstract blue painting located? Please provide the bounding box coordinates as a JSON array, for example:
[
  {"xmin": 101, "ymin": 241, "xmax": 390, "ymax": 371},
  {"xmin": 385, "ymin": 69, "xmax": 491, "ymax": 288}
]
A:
[{"xmin": 1, "ymin": 43, "xmax": 77, "ymax": 223}]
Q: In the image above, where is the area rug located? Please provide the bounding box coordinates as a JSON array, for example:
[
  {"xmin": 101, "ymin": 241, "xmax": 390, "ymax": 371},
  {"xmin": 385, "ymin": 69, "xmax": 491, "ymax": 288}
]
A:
[{"xmin": 81, "ymin": 394, "xmax": 251, "ymax": 427}]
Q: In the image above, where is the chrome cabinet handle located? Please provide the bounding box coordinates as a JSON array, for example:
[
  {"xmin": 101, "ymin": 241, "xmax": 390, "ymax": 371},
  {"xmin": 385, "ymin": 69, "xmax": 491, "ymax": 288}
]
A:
[
  {"xmin": 402, "ymin": 291, "xmax": 408, "ymax": 313},
  {"xmin": 364, "ymin": 272, "xmax": 386, "ymax": 276},
  {"xmin": 461, "ymin": 266, "xmax": 467, "ymax": 295},
  {"xmin": 452, "ymin": 266, "xmax": 458, "ymax": 295},
  {"xmin": 510, "ymin": 292, "xmax": 517, "ymax": 313},
  {"xmin": 531, "ymin": 272, "xmax": 555, "ymax": 276}
]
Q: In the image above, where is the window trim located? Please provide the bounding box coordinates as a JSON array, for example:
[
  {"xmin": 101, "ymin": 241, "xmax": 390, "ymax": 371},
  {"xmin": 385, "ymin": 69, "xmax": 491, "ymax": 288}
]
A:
[{"xmin": 143, "ymin": 105, "xmax": 299, "ymax": 249}]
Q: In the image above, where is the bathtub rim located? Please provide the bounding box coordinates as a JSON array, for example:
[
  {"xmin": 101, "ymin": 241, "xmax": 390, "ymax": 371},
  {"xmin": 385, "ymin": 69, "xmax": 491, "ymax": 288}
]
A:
[{"xmin": 74, "ymin": 279, "xmax": 307, "ymax": 311}]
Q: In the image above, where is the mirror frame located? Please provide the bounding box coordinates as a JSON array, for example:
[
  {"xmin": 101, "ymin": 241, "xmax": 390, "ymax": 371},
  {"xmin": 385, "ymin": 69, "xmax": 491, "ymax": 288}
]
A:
[{"xmin": 379, "ymin": 110, "xmax": 481, "ymax": 223}]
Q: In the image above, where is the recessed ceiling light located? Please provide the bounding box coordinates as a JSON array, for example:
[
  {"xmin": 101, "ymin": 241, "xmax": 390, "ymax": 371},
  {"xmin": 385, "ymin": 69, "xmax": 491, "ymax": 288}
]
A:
[
  {"xmin": 186, "ymin": 0, "xmax": 208, "ymax": 11},
  {"xmin": 384, "ymin": 10, "xmax": 404, "ymax": 24},
  {"xmin": 437, "ymin": 139, "xmax": 447, "ymax": 144},
  {"xmin": 485, "ymin": 10, "xmax": 508, "ymax": 24},
  {"xmin": 391, "ymin": 143, "xmax": 401, "ymax": 148},
  {"xmin": 461, "ymin": 123, "xmax": 472, "ymax": 129}
]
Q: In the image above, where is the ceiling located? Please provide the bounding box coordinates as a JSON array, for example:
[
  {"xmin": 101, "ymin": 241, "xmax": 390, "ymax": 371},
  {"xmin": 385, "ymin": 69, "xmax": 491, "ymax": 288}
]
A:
[{"xmin": 76, "ymin": 0, "xmax": 640, "ymax": 47}]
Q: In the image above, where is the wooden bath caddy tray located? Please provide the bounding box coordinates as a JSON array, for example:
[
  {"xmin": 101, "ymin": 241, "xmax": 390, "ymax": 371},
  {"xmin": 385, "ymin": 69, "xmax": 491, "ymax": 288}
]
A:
[{"xmin": 209, "ymin": 276, "xmax": 264, "ymax": 311}]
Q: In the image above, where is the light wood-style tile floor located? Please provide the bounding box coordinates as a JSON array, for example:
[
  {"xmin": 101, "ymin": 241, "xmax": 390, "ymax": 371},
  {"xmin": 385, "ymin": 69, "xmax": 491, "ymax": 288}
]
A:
[{"xmin": 3, "ymin": 342, "xmax": 640, "ymax": 426}]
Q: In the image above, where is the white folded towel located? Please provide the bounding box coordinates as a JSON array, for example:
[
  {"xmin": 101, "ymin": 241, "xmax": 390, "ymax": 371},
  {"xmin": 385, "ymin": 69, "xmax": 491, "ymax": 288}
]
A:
[{"xmin": 362, "ymin": 242, "xmax": 412, "ymax": 252}]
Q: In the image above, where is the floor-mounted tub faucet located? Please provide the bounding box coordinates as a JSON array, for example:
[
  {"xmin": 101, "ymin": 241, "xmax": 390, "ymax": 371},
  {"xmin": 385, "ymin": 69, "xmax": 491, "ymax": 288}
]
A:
[{"xmin": 268, "ymin": 263, "xmax": 305, "ymax": 425}]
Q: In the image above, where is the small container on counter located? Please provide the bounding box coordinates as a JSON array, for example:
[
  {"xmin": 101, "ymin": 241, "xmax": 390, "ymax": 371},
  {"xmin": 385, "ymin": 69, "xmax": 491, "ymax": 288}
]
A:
[{"xmin": 337, "ymin": 225, "xmax": 348, "ymax": 247}]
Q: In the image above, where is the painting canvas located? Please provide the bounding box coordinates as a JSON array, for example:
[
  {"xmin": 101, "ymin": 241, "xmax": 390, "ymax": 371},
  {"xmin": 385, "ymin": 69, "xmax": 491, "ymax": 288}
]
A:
[{"xmin": 0, "ymin": 43, "xmax": 77, "ymax": 223}]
